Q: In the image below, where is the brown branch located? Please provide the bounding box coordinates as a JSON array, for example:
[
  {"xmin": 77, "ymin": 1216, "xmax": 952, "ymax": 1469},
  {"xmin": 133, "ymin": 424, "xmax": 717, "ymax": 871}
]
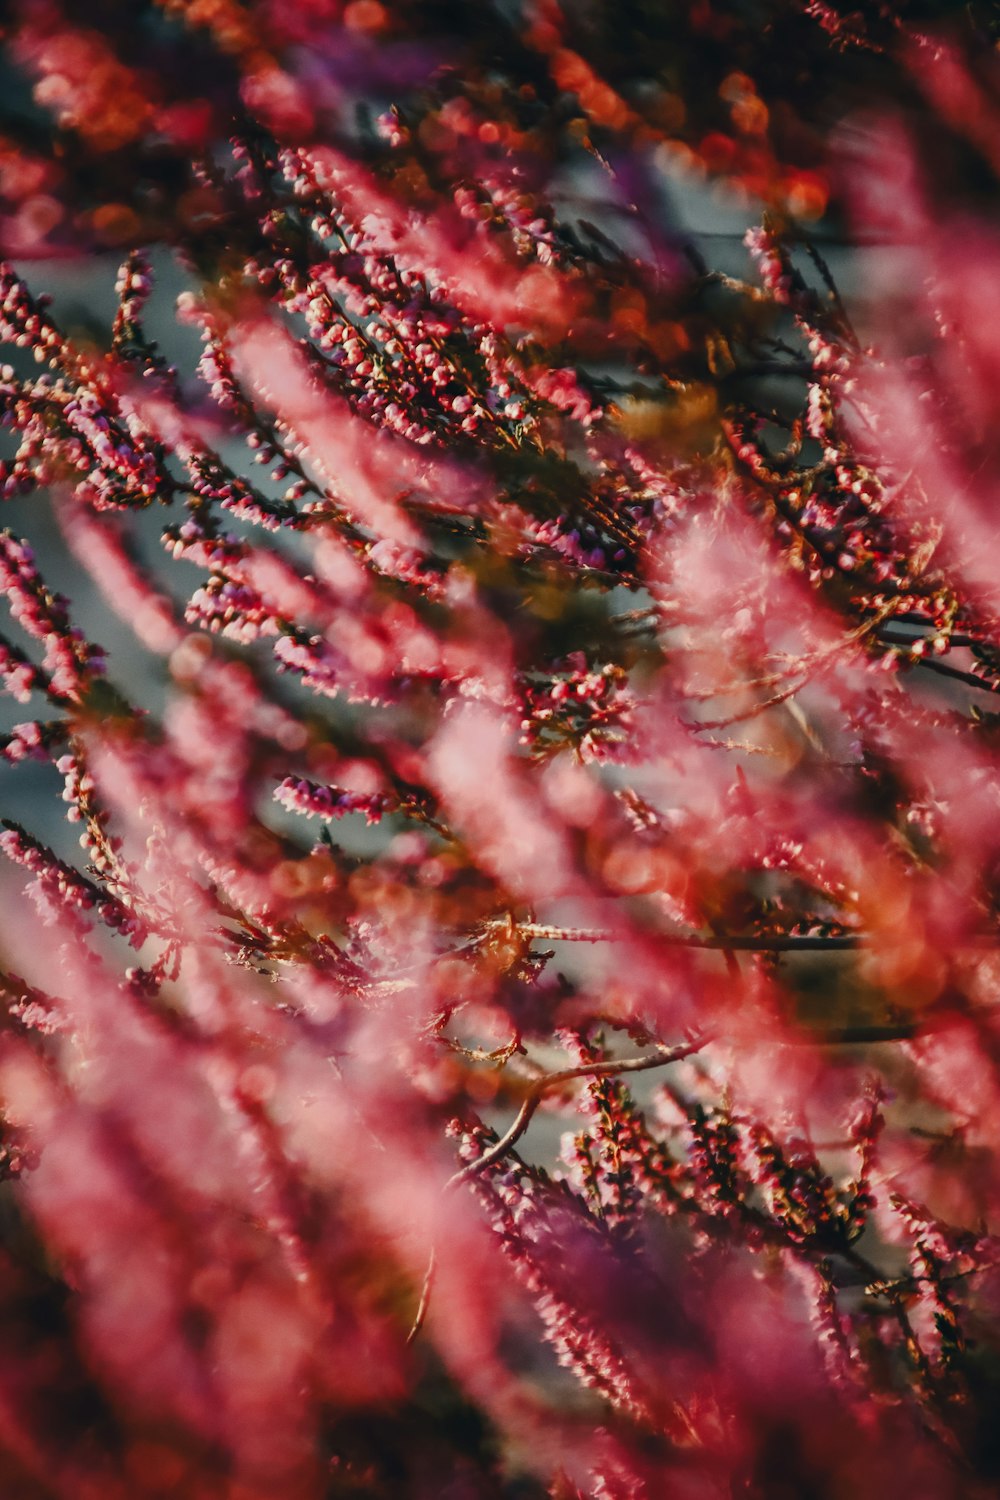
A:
[
  {"xmin": 405, "ymin": 1246, "xmax": 436, "ymax": 1346},
  {"xmin": 685, "ymin": 677, "xmax": 808, "ymax": 730},
  {"xmin": 504, "ymin": 922, "xmax": 862, "ymax": 951},
  {"xmin": 446, "ymin": 1035, "xmax": 708, "ymax": 1191},
  {"xmin": 911, "ymin": 656, "xmax": 1000, "ymax": 696},
  {"xmin": 491, "ymin": 922, "xmax": 1000, "ymax": 955}
]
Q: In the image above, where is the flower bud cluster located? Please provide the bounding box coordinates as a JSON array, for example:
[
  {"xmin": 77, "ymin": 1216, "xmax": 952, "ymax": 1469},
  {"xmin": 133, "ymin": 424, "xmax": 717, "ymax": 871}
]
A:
[
  {"xmin": 0, "ymin": 638, "xmax": 46, "ymax": 703},
  {"xmin": 274, "ymin": 775, "xmax": 393, "ymax": 825},
  {"xmin": 0, "ymin": 719, "xmax": 65, "ymax": 765},
  {"xmin": 519, "ymin": 658, "xmax": 633, "ymax": 761},
  {"xmin": 0, "ymin": 530, "xmax": 102, "ymax": 700},
  {"xmin": 0, "ymin": 822, "xmax": 144, "ymax": 944},
  {"xmin": 456, "ymin": 1124, "xmax": 651, "ymax": 1420}
]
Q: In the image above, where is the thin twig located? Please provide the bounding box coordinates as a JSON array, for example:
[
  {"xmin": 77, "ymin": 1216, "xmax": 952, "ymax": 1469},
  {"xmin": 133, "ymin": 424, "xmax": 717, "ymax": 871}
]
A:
[
  {"xmin": 408, "ymin": 1043, "xmax": 706, "ymax": 1345},
  {"xmin": 446, "ymin": 1035, "xmax": 708, "ymax": 1191},
  {"xmin": 447, "ymin": 1095, "xmax": 543, "ymax": 1191},
  {"xmin": 498, "ymin": 922, "xmax": 863, "ymax": 951},
  {"xmin": 406, "ymin": 1246, "xmax": 436, "ymax": 1346},
  {"xmin": 684, "ymin": 601, "xmax": 903, "ymax": 730},
  {"xmin": 910, "ymin": 656, "xmax": 1000, "ymax": 696}
]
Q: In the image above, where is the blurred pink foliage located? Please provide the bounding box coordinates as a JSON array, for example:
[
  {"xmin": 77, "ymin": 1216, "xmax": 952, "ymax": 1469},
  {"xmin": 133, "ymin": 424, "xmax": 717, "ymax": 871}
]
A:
[{"xmin": 0, "ymin": 2, "xmax": 1000, "ymax": 1497}]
